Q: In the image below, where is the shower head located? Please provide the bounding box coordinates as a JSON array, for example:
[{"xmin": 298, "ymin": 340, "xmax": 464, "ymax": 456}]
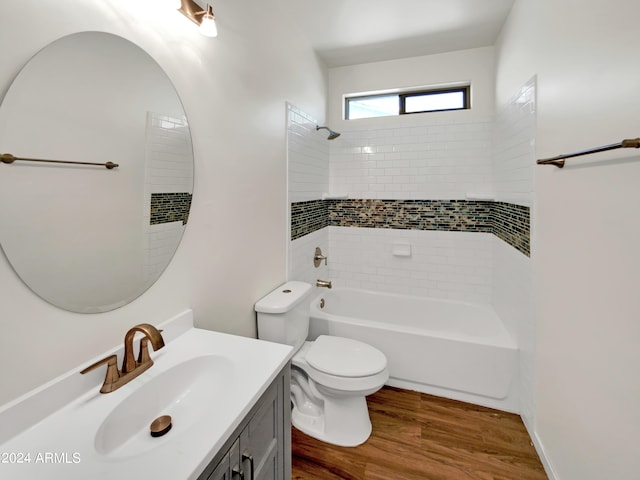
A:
[{"xmin": 316, "ymin": 125, "xmax": 341, "ymax": 140}]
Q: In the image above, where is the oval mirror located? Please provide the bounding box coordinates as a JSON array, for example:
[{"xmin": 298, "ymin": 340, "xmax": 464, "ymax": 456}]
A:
[{"xmin": 0, "ymin": 32, "xmax": 193, "ymax": 313}]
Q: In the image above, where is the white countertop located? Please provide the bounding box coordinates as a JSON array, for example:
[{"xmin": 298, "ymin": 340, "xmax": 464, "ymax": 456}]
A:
[{"xmin": 0, "ymin": 310, "xmax": 292, "ymax": 480}]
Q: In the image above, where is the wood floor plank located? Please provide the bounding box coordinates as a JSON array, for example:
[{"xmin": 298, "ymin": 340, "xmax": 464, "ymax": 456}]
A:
[
  {"xmin": 292, "ymin": 386, "xmax": 548, "ymax": 480},
  {"xmin": 292, "ymin": 427, "xmax": 367, "ymax": 480}
]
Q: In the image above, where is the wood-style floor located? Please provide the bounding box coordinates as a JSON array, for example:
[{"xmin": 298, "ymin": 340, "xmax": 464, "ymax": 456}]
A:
[{"xmin": 292, "ymin": 386, "xmax": 548, "ymax": 480}]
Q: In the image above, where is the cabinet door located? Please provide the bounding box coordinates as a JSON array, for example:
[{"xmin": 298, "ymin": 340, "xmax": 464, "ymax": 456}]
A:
[
  {"xmin": 206, "ymin": 451, "xmax": 230, "ymax": 480},
  {"xmin": 207, "ymin": 438, "xmax": 244, "ymax": 480},
  {"xmin": 241, "ymin": 381, "xmax": 281, "ymax": 480}
]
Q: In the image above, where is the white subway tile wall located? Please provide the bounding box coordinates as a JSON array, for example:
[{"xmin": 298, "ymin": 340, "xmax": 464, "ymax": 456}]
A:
[
  {"xmin": 493, "ymin": 78, "xmax": 536, "ymax": 207},
  {"xmin": 493, "ymin": 236, "xmax": 535, "ymax": 422},
  {"xmin": 288, "ymin": 227, "xmax": 329, "ymax": 285},
  {"xmin": 287, "ymin": 103, "xmax": 330, "ymax": 283},
  {"xmin": 328, "ymin": 226, "xmax": 493, "ymax": 303},
  {"xmin": 143, "ymin": 112, "xmax": 193, "ymax": 283},
  {"xmin": 288, "ymin": 86, "xmax": 534, "ymax": 305},
  {"xmin": 144, "ymin": 112, "xmax": 193, "ymax": 194},
  {"xmin": 328, "ymin": 117, "xmax": 493, "ymax": 200},
  {"xmin": 287, "ymin": 103, "xmax": 330, "ymax": 203},
  {"xmin": 491, "ymin": 78, "xmax": 536, "ymax": 425}
]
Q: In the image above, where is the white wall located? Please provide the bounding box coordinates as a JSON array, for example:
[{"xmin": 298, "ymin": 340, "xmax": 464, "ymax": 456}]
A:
[
  {"xmin": 496, "ymin": 1, "xmax": 640, "ymax": 479},
  {"xmin": 0, "ymin": 0, "xmax": 326, "ymax": 406}
]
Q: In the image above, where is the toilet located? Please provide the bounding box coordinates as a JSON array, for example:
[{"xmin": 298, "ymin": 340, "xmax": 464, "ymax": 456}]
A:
[{"xmin": 255, "ymin": 281, "xmax": 388, "ymax": 447}]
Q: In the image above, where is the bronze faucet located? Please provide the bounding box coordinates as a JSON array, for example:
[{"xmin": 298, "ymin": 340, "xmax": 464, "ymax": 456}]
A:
[{"xmin": 80, "ymin": 323, "xmax": 165, "ymax": 393}]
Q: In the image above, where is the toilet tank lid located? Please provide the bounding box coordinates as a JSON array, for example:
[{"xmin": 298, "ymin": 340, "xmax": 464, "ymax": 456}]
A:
[{"xmin": 254, "ymin": 281, "xmax": 313, "ymax": 314}]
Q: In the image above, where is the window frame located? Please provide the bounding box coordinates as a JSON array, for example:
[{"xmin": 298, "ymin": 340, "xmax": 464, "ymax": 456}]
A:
[{"xmin": 345, "ymin": 85, "xmax": 470, "ymax": 120}]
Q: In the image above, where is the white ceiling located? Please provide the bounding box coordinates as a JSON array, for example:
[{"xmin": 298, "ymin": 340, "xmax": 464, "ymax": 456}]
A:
[{"xmin": 277, "ymin": 0, "xmax": 515, "ymax": 67}]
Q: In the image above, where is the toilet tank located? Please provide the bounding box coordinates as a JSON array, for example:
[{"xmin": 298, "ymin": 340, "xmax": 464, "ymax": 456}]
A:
[{"xmin": 255, "ymin": 281, "xmax": 313, "ymax": 350}]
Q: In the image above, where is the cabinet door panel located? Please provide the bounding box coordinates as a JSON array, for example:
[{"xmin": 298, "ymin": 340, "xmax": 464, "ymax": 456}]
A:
[
  {"xmin": 206, "ymin": 452, "xmax": 230, "ymax": 480},
  {"xmin": 229, "ymin": 438, "xmax": 244, "ymax": 479},
  {"xmin": 253, "ymin": 453, "xmax": 277, "ymax": 480},
  {"xmin": 243, "ymin": 382, "xmax": 279, "ymax": 480}
]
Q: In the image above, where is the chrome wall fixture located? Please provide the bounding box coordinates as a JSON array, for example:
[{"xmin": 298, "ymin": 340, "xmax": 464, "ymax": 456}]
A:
[
  {"xmin": 316, "ymin": 125, "xmax": 341, "ymax": 140},
  {"xmin": 313, "ymin": 247, "xmax": 327, "ymax": 267},
  {"xmin": 178, "ymin": 0, "xmax": 218, "ymax": 37}
]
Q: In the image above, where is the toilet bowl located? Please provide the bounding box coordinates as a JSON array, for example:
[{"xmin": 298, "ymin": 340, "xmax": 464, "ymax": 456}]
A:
[
  {"xmin": 290, "ymin": 336, "xmax": 388, "ymax": 446},
  {"xmin": 255, "ymin": 281, "xmax": 388, "ymax": 447}
]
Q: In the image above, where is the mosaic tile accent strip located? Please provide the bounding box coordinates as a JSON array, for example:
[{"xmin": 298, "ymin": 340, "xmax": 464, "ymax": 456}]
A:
[
  {"xmin": 291, "ymin": 199, "xmax": 530, "ymax": 256},
  {"xmin": 491, "ymin": 202, "xmax": 530, "ymax": 256},
  {"xmin": 291, "ymin": 199, "xmax": 329, "ymax": 240},
  {"xmin": 150, "ymin": 192, "xmax": 192, "ymax": 225},
  {"xmin": 327, "ymin": 199, "xmax": 493, "ymax": 232}
]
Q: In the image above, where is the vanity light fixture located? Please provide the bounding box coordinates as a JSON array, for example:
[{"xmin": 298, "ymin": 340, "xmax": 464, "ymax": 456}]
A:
[
  {"xmin": 178, "ymin": 0, "xmax": 218, "ymax": 38},
  {"xmin": 199, "ymin": 4, "xmax": 218, "ymax": 37}
]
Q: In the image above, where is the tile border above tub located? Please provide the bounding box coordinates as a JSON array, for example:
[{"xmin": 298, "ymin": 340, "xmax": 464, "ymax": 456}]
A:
[
  {"xmin": 491, "ymin": 202, "xmax": 530, "ymax": 257},
  {"xmin": 290, "ymin": 199, "xmax": 530, "ymax": 257},
  {"xmin": 291, "ymin": 199, "xmax": 329, "ymax": 241},
  {"xmin": 327, "ymin": 199, "xmax": 493, "ymax": 232}
]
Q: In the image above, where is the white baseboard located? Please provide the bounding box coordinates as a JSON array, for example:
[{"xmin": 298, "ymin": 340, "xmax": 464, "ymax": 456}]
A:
[{"xmin": 522, "ymin": 416, "xmax": 559, "ymax": 480}]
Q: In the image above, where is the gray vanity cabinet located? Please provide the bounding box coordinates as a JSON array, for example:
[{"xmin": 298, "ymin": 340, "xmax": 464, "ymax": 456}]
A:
[
  {"xmin": 199, "ymin": 364, "xmax": 291, "ymax": 480},
  {"xmin": 206, "ymin": 451, "xmax": 232, "ymax": 480}
]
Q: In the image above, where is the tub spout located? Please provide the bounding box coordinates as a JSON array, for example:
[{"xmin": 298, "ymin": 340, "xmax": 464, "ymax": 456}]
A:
[{"xmin": 316, "ymin": 279, "xmax": 332, "ymax": 289}]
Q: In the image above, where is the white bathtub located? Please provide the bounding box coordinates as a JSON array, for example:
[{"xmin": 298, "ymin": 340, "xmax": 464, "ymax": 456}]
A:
[{"xmin": 308, "ymin": 288, "xmax": 518, "ymax": 412}]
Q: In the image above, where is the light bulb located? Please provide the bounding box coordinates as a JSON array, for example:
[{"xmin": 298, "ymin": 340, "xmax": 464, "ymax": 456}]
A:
[{"xmin": 199, "ymin": 5, "xmax": 218, "ymax": 37}]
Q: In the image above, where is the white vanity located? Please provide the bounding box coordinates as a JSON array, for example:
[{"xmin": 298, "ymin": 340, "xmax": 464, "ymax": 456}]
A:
[{"xmin": 0, "ymin": 310, "xmax": 293, "ymax": 480}]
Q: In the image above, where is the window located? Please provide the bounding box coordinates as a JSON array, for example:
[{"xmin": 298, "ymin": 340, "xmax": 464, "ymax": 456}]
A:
[{"xmin": 345, "ymin": 85, "xmax": 470, "ymax": 120}]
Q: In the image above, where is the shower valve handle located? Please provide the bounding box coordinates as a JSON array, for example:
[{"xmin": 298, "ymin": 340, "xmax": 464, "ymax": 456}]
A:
[
  {"xmin": 313, "ymin": 247, "xmax": 328, "ymax": 267},
  {"xmin": 314, "ymin": 253, "xmax": 327, "ymax": 265}
]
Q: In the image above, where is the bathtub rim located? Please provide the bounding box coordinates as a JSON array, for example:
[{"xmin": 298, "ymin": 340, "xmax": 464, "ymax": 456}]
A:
[{"xmin": 309, "ymin": 287, "xmax": 517, "ymax": 349}]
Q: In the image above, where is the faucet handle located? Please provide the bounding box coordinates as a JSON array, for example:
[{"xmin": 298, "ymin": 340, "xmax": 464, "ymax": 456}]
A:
[
  {"xmin": 314, "ymin": 247, "xmax": 328, "ymax": 267},
  {"xmin": 138, "ymin": 338, "xmax": 151, "ymax": 364},
  {"xmin": 80, "ymin": 354, "xmax": 120, "ymax": 393}
]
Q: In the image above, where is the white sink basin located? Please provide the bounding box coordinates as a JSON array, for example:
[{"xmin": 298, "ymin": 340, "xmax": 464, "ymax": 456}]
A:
[{"xmin": 95, "ymin": 355, "xmax": 234, "ymax": 458}]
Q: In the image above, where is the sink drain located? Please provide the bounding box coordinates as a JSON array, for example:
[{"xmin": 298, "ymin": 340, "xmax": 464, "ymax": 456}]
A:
[{"xmin": 150, "ymin": 415, "xmax": 172, "ymax": 437}]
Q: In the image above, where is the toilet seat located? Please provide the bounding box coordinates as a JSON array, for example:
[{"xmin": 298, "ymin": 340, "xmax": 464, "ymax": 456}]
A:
[
  {"xmin": 292, "ymin": 337, "xmax": 388, "ymax": 393},
  {"xmin": 306, "ymin": 335, "xmax": 387, "ymax": 377}
]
